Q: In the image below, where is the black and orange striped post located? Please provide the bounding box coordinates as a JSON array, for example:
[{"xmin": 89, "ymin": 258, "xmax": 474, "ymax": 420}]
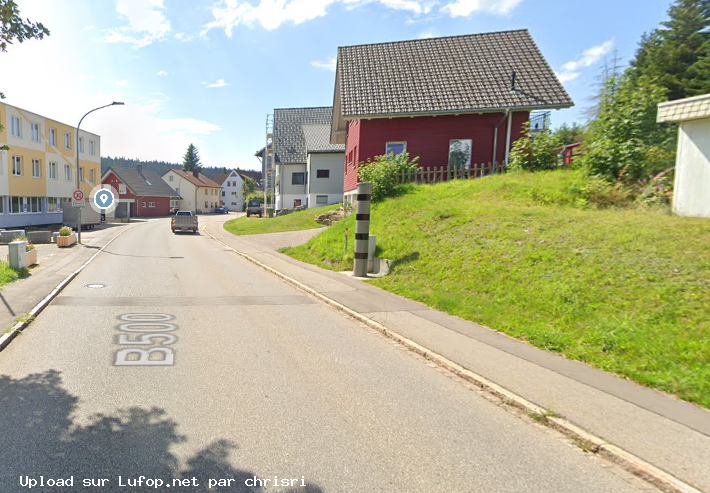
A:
[{"xmin": 353, "ymin": 183, "xmax": 372, "ymax": 277}]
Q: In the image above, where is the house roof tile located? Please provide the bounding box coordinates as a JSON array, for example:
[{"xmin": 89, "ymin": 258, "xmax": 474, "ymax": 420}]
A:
[
  {"xmin": 336, "ymin": 29, "xmax": 573, "ymax": 119},
  {"xmin": 274, "ymin": 107, "xmax": 334, "ymax": 164},
  {"xmin": 166, "ymin": 169, "xmax": 222, "ymax": 188},
  {"xmin": 105, "ymin": 167, "xmax": 180, "ymax": 198}
]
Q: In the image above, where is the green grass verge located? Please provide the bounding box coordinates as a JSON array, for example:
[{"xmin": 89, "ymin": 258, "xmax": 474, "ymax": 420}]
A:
[
  {"xmin": 0, "ymin": 261, "xmax": 28, "ymax": 289},
  {"xmin": 281, "ymin": 170, "xmax": 710, "ymax": 408},
  {"xmin": 223, "ymin": 203, "xmax": 341, "ymax": 236}
]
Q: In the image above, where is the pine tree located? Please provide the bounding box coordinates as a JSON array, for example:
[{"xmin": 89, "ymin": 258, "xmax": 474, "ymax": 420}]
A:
[
  {"xmin": 182, "ymin": 144, "xmax": 202, "ymax": 172},
  {"xmin": 631, "ymin": 0, "xmax": 710, "ymax": 100}
]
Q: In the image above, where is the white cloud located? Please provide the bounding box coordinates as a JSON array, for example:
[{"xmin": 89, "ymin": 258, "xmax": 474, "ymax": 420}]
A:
[
  {"xmin": 156, "ymin": 70, "xmax": 169, "ymax": 76},
  {"xmin": 203, "ymin": 78, "xmax": 230, "ymax": 88},
  {"xmin": 115, "ymin": 80, "xmax": 128, "ymax": 86},
  {"xmin": 202, "ymin": 0, "xmax": 437, "ymax": 34},
  {"xmin": 311, "ymin": 56, "xmax": 337, "ymax": 71},
  {"xmin": 174, "ymin": 32, "xmax": 194, "ymax": 42},
  {"xmin": 1, "ymin": 2, "xmax": 221, "ymax": 164},
  {"xmin": 105, "ymin": 0, "xmax": 171, "ymax": 49},
  {"xmin": 440, "ymin": 0, "xmax": 524, "ymax": 17},
  {"xmin": 418, "ymin": 28, "xmax": 437, "ymax": 39},
  {"xmin": 556, "ymin": 39, "xmax": 614, "ymax": 84}
]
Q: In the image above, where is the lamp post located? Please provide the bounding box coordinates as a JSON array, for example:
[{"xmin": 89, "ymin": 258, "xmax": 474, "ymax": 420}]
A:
[{"xmin": 76, "ymin": 102, "xmax": 124, "ymax": 244}]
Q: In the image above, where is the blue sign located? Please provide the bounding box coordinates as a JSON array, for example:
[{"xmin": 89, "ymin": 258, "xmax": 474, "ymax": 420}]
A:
[{"xmin": 95, "ymin": 189, "xmax": 115, "ymax": 210}]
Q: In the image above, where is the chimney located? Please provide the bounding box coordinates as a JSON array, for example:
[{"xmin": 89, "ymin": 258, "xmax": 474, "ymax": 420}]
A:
[
  {"xmin": 136, "ymin": 164, "xmax": 143, "ymax": 175},
  {"xmin": 192, "ymin": 169, "xmax": 199, "ymax": 179}
]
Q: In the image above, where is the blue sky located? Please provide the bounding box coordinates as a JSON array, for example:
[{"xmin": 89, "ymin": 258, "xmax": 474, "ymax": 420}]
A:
[{"xmin": 4, "ymin": 0, "xmax": 673, "ymax": 171}]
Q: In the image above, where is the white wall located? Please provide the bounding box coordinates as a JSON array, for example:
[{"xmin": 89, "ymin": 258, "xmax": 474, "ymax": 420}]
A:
[
  {"xmin": 307, "ymin": 152, "xmax": 344, "ymax": 208},
  {"xmin": 221, "ymin": 171, "xmax": 244, "ymax": 211},
  {"xmin": 163, "ymin": 171, "xmax": 197, "ymax": 213},
  {"xmin": 674, "ymin": 118, "xmax": 710, "ymax": 218}
]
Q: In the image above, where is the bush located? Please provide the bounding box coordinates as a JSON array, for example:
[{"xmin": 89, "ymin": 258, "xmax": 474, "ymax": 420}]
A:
[
  {"xmin": 509, "ymin": 122, "xmax": 561, "ymax": 172},
  {"xmin": 59, "ymin": 226, "xmax": 72, "ymax": 237},
  {"xmin": 358, "ymin": 152, "xmax": 419, "ymax": 202}
]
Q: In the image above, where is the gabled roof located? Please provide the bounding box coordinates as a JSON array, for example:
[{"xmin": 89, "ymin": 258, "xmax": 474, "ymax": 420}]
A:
[
  {"xmin": 303, "ymin": 124, "xmax": 345, "ymax": 154},
  {"xmin": 211, "ymin": 173, "xmax": 229, "ymax": 186},
  {"xmin": 236, "ymin": 169, "xmax": 262, "ymax": 182},
  {"xmin": 331, "ymin": 29, "xmax": 573, "ymax": 142},
  {"xmin": 104, "ymin": 167, "xmax": 180, "ymax": 197},
  {"xmin": 274, "ymin": 107, "xmax": 333, "ymax": 164},
  {"xmin": 164, "ymin": 169, "xmax": 222, "ymax": 188}
]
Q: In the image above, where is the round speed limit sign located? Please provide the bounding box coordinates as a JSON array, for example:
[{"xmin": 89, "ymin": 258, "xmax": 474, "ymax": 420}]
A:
[{"xmin": 73, "ymin": 189, "xmax": 85, "ymax": 201}]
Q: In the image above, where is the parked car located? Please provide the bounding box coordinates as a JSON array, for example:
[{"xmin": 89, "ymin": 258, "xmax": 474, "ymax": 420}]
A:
[
  {"xmin": 171, "ymin": 211, "xmax": 198, "ymax": 234},
  {"xmin": 246, "ymin": 199, "xmax": 262, "ymax": 217},
  {"xmin": 214, "ymin": 206, "xmax": 228, "ymax": 214}
]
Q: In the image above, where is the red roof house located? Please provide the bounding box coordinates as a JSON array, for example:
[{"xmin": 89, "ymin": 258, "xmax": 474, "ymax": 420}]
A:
[
  {"xmin": 102, "ymin": 166, "xmax": 181, "ymax": 217},
  {"xmin": 329, "ymin": 29, "xmax": 574, "ymax": 199}
]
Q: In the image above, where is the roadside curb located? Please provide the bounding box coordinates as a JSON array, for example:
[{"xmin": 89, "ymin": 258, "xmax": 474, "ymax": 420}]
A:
[
  {"xmin": 204, "ymin": 224, "xmax": 703, "ymax": 493},
  {"xmin": 0, "ymin": 224, "xmax": 138, "ymax": 352}
]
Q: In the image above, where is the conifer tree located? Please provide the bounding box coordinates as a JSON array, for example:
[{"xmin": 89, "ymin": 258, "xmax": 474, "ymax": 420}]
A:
[{"xmin": 182, "ymin": 144, "xmax": 202, "ymax": 172}]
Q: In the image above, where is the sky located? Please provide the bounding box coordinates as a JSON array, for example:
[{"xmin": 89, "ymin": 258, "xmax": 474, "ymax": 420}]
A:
[{"xmin": 3, "ymin": 0, "xmax": 674, "ymax": 171}]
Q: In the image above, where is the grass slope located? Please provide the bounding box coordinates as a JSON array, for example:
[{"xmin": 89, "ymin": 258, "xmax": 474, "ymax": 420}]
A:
[
  {"xmin": 223, "ymin": 204, "xmax": 341, "ymax": 236},
  {"xmin": 282, "ymin": 170, "xmax": 710, "ymax": 408},
  {"xmin": 0, "ymin": 262, "xmax": 27, "ymax": 290}
]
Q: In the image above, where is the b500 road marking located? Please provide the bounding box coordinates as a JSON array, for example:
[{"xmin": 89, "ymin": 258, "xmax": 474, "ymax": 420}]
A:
[{"xmin": 114, "ymin": 313, "xmax": 177, "ymax": 366}]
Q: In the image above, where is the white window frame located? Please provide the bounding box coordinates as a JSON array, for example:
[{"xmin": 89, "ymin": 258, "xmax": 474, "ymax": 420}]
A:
[
  {"xmin": 169, "ymin": 175, "xmax": 174, "ymax": 182},
  {"xmin": 31, "ymin": 122, "xmax": 40, "ymax": 142},
  {"xmin": 89, "ymin": 140, "xmax": 95, "ymax": 155},
  {"xmin": 32, "ymin": 159, "xmax": 41, "ymax": 178},
  {"xmin": 64, "ymin": 164, "xmax": 72, "ymax": 181},
  {"xmin": 385, "ymin": 141, "xmax": 407, "ymax": 156},
  {"xmin": 90, "ymin": 168, "xmax": 95, "ymax": 184},
  {"xmin": 49, "ymin": 162, "xmax": 57, "ymax": 180},
  {"xmin": 79, "ymin": 167, "xmax": 84, "ymax": 183},
  {"xmin": 148, "ymin": 202, "xmax": 156, "ymax": 208},
  {"xmin": 291, "ymin": 172, "xmax": 305, "ymax": 185},
  {"xmin": 47, "ymin": 197, "xmax": 62, "ymax": 213},
  {"xmin": 10, "ymin": 116, "xmax": 21, "ymax": 137},
  {"xmin": 64, "ymin": 132, "xmax": 71, "ymax": 149},
  {"xmin": 79, "ymin": 137, "xmax": 84, "ymax": 153},
  {"xmin": 12, "ymin": 156, "xmax": 22, "ymax": 176},
  {"xmin": 49, "ymin": 128, "xmax": 56, "ymax": 146},
  {"xmin": 9, "ymin": 197, "xmax": 23, "ymax": 214}
]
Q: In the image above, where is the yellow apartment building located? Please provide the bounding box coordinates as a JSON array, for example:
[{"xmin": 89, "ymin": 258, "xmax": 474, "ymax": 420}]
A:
[{"xmin": 0, "ymin": 101, "xmax": 101, "ymax": 228}]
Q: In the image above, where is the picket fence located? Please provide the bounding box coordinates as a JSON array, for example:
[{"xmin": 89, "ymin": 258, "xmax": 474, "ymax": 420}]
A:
[{"xmin": 394, "ymin": 162, "xmax": 506, "ymax": 185}]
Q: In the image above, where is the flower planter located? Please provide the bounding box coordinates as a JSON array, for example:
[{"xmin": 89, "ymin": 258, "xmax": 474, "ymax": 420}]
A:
[
  {"xmin": 57, "ymin": 234, "xmax": 77, "ymax": 248},
  {"xmin": 5, "ymin": 249, "xmax": 37, "ymax": 266}
]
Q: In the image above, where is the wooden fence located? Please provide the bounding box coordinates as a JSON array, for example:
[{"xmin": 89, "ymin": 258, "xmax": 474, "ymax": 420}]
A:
[{"xmin": 395, "ymin": 162, "xmax": 506, "ymax": 185}]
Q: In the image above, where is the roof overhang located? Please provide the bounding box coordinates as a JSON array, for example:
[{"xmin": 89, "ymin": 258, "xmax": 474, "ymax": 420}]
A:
[
  {"xmin": 330, "ymin": 63, "xmax": 347, "ymax": 145},
  {"xmin": 657, "ymin": 94, "xmax": 710, "ymax": 123},
  {"xmin": 342, "ymin": 103, "xmax": 573, "ymax": 121}
]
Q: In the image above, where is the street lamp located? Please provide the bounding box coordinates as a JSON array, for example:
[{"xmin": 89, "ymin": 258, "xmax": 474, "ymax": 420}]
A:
[{"xmin": 76, "ymin": 102, "xmax": 124, "ymax": 244}]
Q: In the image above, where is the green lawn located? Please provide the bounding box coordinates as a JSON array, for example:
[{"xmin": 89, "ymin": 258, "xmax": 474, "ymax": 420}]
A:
[
  {"xmin": 281, "ymin": 170, "xmax": 710, "ymax": 408},
  {"xmin": 223, "ymin": 203, "xmax": 341, "ymax": 236},
  {"xmin": 0, "ymin": 262, "xmax": 27, "ymax": 290}
]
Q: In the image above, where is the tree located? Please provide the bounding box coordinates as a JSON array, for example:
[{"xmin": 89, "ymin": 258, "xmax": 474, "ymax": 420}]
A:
[
  {"xmin": 1, "ymin": 0, "xmax": 49, "ymax": 150},
  {"xmin": 579, "ymin": 75, "xmax": 676, "ymax": 182},
  {"xmin": 358, "ymin": 152, "xmax": 419, "ymax": 202},
  {"xmin": 630, "ymin": 0, "xmax": 710, "ymax": 100},
  {"xmin": 0, "ymin": 0, "xmax": 49, "ymax": 52},
  {"xmin": 241, "ymin": 176, "xmax": 256, "ymax": 197},
  {"xmin": 552, "ymin": 123, "xmax": 586, "ymax": 146},
  {"xmin": 182, "ymin": 144, "xmax": 202, "ymax": 172}
]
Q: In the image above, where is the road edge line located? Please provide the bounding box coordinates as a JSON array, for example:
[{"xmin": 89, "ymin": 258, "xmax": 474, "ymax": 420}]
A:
[
  {"xmin": 204, "ymin": 225, "xmax": 703, "ymax": 493},
  {"xmin": 0, "ymin": 224, "xmax": 139, "ymax": 352}
]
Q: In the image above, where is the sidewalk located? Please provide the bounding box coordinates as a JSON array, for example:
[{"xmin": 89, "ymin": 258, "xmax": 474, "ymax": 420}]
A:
[
  {"xmin": 0, "ymin": 223, "xmax": 134, "ymax": 332},
  {"xmin": 202, "ymin": 216, "xmax": 710, "ymax": 493}
]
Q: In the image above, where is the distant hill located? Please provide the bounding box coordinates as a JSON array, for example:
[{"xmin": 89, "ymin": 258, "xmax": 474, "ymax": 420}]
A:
[{"xmin": 101, "ymin": 156, "xmax": 258, "ymax": 180}]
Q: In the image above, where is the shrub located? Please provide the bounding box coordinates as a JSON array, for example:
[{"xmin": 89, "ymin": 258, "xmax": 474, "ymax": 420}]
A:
[
  {"xmin": 59, "ymin": 226, "xmax": 72, "ymax": 237},
  {"xmin": 509, "ymin": 122, "xmax": 561, "ymax": 172},
  {"xmin": 358, "ymin": 152, "xmax": 419, "ymax": 202}
]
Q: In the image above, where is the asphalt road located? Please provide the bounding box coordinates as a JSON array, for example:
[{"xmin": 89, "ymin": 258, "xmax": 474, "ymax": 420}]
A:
[{"xmin": 0, "ymin": 218, "xmax": 656, "ymax": 493}]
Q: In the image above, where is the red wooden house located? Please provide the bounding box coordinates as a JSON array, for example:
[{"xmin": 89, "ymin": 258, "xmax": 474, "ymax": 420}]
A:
[
  {"xmin": 329, "ymin": 29, "xmax": 574, "ymax": 200},
  {"xmin": 102, "ymin": 165, "xmax": 180, "ymax": 217}
]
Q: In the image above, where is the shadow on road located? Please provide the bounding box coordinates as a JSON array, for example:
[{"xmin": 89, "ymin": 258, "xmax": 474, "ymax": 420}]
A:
[{"xmin": 0, "ymin": 370, "xmax": 327, "ymax": 492}]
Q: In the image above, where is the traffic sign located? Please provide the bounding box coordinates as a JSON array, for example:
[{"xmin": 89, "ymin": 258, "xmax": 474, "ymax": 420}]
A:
[{"xmin": 72, "ymin": 189, "xmax": 85, "ymax": 208}]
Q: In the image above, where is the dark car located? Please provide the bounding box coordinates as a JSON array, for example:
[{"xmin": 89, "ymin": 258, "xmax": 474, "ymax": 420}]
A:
[
  {"xmin": 246, "ymin": 199, "xmax": 262, "ymax": 217},
  {"xmin": 214, "ymin": 206, "xmax": 228, "ymax": 214}
]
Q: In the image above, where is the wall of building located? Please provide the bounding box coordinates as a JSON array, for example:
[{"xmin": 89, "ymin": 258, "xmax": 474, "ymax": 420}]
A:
[
  {"xmin": 163, "ymin": 171, "xmax": 197, "ymax": 213},
  {"xmin": 343, "ymin": 119, "xmax": 362, "ymax": 194},
  {"xmin": 0, "ymin": 101, "xmax": 101, "ymax": 227},
  {"xmin": 673, "ymin": 118, "xmax": 710, "ymax": 218},
  {"xmin": 343, "ymin": 111, "xmax": 529, "ymax": 191},
  {"xmin": 307, "ymin": 152, "xmax": 344, "ymax": 207},
  {"xmin": 221, "ymin": 171, "xmax": 245, "ymax": 211}
]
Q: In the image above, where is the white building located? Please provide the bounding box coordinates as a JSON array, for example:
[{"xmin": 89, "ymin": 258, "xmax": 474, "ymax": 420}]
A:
[
  {"xmin": 657, "ymin": 94, "xmax": 710, "ymax": 218},
  {"xmin": 162, "ymin": 169, "xmax": 222, "ymax": 214},
  {"xmin": 303, "ymin": 124, "xmax": 345, "ymax": 208},
  {"xmin": 213, "ymin": 170, "xmax": 245, "ymax": 212}
]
